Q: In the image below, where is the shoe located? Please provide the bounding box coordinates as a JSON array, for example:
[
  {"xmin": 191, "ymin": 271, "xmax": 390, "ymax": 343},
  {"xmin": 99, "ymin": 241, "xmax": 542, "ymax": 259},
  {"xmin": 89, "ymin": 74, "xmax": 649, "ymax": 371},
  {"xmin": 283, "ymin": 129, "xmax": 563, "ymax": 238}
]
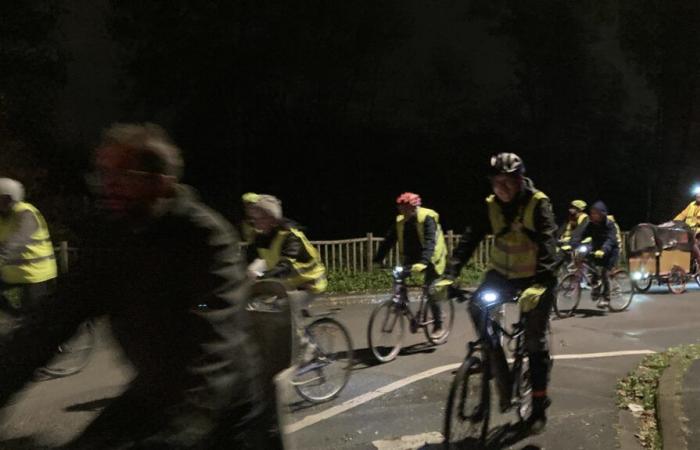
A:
[
  {"xmin": 526, "ymin": 396, "xmax": 551, "ymax": 434},
  {"xmin": 596, "ymin": 298, "xmax": 610, "ymax": 309},
  {"xmin": 430, "ymin": 325, "xmax": 445, "ymax": 340}
]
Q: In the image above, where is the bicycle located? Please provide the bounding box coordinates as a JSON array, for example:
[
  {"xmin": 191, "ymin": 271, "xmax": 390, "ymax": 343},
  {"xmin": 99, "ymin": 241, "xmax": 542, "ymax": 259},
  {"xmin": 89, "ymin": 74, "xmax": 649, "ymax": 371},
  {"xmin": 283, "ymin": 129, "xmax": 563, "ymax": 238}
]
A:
[
  {"xmin": 0, "ymin": 284, "xmax": 95, "ymax": 379},
  {"xmin": 554, "ymin": 244, "xmax": 634, "ymax": 317},
  {"xmin": 367, "ymin": 265, "xmax": 455, "ymax": 363},
  {"xmin": 444, "ymin": 287, "xmax": 540, "ymax": 449},
  {"xmin": 247, "ymin": 281, "xmax": 354, "ymax": 403}
]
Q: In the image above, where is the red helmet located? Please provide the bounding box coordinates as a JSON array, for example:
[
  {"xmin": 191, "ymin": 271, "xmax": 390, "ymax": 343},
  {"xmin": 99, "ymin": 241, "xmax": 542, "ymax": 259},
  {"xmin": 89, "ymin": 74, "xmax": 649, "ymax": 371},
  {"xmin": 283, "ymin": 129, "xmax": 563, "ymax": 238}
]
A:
[{"xmin": 396, "ymin": 192, "xmax": 422, "ymax": 207}]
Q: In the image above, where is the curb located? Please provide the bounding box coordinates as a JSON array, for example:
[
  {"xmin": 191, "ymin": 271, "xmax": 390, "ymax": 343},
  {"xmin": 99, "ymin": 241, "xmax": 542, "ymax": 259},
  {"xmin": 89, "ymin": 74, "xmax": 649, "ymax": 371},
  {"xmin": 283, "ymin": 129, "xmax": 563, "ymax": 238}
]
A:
[
  {"xmin": 618, "ymin": 409, "xmax": 645, "ymax": 450},
  {"xmin": 657, "ymin": 354, "xmax": 688, "ymax": 450}
]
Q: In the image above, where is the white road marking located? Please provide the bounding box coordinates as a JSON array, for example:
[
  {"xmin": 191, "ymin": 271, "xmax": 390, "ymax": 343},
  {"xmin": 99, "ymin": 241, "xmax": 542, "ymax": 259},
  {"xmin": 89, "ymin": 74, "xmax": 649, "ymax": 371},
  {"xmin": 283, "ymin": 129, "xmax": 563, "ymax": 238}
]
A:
[
  {"xmin": 285, "ymin": 349, "xmax": 656, "ymax": 434},
  {"xmin": 372, "ymin": 431, "xmax": 444, "ymax": 449}
]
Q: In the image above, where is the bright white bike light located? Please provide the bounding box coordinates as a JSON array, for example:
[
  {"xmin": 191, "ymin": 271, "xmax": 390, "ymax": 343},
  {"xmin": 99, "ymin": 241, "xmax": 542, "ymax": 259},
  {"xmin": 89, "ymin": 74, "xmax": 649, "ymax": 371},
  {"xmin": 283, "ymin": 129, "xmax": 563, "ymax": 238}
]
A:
[
  {"xmin": 692, "ymin": 185, "xmax": 700, "ymax": 195},
  {"xmin": 481, "ymin": 291, "xmax": 499, "ymax": 303}
]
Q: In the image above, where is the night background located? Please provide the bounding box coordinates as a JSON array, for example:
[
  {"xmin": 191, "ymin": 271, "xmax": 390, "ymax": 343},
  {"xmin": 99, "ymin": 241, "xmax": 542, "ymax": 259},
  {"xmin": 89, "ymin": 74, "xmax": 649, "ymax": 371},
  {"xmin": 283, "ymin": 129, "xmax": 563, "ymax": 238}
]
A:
[{"xmin": 3, "ymin": 0, "xmax": 700, "ymax": 240}]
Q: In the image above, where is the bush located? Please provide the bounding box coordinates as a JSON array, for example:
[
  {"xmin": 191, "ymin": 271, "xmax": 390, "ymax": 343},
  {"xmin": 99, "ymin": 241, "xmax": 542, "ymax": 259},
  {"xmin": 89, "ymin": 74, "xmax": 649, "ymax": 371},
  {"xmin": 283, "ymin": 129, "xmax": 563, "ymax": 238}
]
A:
[{"xmin": 326, "ymin": 263, "xmax": 485, "ymax": 294}]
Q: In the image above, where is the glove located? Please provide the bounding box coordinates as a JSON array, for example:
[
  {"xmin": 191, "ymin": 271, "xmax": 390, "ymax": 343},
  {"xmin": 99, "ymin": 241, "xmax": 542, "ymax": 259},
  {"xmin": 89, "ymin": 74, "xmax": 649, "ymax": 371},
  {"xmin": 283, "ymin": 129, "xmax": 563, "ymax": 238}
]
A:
[
  {"xmin": 560, "ymin": 245, "xmax": 572, "ymax": 251},
  {"xmin": 411, "ymin": 263, "xmax": 428, "ymax": 273},
  {"xmin": 593, "ymin": 250, "xmax": 605, "ymax": 258},
  {"xmin": 433, "ymin": 277, "xmax": 455, "ymax": 289},
  {"xmin": 519, "ymin": 284, "xmax": 547, "ymax": 313}
]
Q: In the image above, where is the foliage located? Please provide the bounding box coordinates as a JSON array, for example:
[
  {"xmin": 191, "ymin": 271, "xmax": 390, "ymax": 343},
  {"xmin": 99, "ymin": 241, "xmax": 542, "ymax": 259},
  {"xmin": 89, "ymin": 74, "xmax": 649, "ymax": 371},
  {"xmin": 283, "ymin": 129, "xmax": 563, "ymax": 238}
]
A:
[
  {"xmin": 326, "ymin": 264, "xmax": 484, "ymax": 294},
  {"xmin": 617, "ymin": 344, "xmax": 700, "ymax": 449}
]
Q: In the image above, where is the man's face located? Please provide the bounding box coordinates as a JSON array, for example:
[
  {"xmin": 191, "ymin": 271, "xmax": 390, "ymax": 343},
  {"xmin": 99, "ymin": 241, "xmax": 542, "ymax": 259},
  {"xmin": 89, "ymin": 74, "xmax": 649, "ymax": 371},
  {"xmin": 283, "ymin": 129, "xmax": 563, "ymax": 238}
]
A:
[
  {"xmin": 491, "ymin": 174, "xmax": 522, "ymax": 203},
  {"xmin": 93, "ymin": 145, "xmax": 166, "ymax": 220},
  {"xmin": 248, "ymin": 207, "xmax": 277, "ymax": 234},
  {"xmin": 397, "ymin": 203, "xmax": 417, "ymax": 218},
  {"xmin": 590, "ymin": 209, "xmax": 604, "ymax": 224}
]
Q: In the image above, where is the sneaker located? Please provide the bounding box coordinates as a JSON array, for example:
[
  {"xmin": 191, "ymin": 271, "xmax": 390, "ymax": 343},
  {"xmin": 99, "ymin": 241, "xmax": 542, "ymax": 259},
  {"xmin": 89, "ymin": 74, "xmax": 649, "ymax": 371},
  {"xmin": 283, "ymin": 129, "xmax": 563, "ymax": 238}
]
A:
[
  {"xmin": 430, "ymin": 325, "xmax": 445, "ymax": 340},
  {"xmin": 596, "ymin": 298, "xmax": 610, "ymax": 309}
]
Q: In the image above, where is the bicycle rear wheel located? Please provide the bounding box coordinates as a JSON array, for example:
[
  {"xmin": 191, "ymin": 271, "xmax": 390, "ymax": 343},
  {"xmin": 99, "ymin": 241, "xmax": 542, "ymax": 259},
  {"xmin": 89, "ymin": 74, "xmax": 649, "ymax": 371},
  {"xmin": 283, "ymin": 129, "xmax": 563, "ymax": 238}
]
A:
[
  {"xmin": 367, "ymin": 299, "xmax": 405, "ymax": 363},
  {"xmin": 554, "ymin": 273, "xmax": 581, "ymax": 318},
  {"xmin": 422, "ymin": 297, "xmax": 455, "ymax": 345},
  {"xmin": 608, "ymin": 270, "xmax": 635, "ymax": 312},
  {"xmin": 293, "ymin": 317, "xmax": 353, "ymax": 403},
  {"xmin": 444, "ymin": 356, "xmax": 490, "ymax": 449},
  {"xmin": 667, "ymin": 266, "xmax": 687, "ymax": 295},
  {"xmin": 40, "ymin": 321, "xmax": 95, "ymax": 378}
]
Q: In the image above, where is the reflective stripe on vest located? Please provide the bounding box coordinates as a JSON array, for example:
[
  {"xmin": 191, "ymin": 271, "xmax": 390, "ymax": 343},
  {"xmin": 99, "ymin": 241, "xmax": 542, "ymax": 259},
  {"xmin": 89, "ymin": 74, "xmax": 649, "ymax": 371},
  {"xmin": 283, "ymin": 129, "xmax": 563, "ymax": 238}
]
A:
[
  {"xmin": 607, "ymin": 215, "xmax": 622, "ymax": 246},
  {"xmin": 561, "ymin": 213, "xmax": 588, "ymax": 242},
  {"xmin": 396, "ymin": 207, "xmax": 447, "ymax": 275},
  {"xmin": 257, "ymin": 228, "xmax": 327, "ymax": 294},
  {"xmin": 487, "ymin": 191, "xmax": 549, "ymax": 279},
  {"xmin": 0, "ymin": 202, "xmax": 57, "ymax": 284}
]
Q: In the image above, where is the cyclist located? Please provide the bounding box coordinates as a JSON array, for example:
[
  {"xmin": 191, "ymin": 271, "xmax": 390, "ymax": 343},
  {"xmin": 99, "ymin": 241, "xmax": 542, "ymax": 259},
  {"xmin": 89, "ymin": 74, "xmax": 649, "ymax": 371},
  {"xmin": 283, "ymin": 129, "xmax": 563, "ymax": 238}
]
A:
[
  {"xmin": 440, "ymin": 153, "xmax": 557, "ymax": 433},
  {"xmin": 673, "ymin": 186, "xmax": 700, "ymax": 269},
  {"xmin": 0, "ymin": 178, "xmax": 57, "ymax": 315},
  {"xmin": 570, "ymin": 201, "xmax": 619, "ymax": 309},
  {"xmin": 559, "ymin": 200, "xmax": 588, "ymax": 246},
  {"xmin": 374, "ymin": 192, "xmax": 448, "ymax": 339},
  {"xmin": 0, "ymin": 124, "xmax": 281, "ymax": 449},
  {"xmin": 245, "ymin": 194, "xmax": 327, "ymax": 361}
]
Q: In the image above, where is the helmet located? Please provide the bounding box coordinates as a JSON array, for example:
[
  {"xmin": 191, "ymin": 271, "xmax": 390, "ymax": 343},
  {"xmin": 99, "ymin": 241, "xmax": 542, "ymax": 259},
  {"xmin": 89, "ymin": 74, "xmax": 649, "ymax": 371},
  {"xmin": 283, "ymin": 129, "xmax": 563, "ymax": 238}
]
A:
[
  {"xmin": 570, "ymin": 199, "xmax": 587, "ymax": 211},
  {"xmin": 396, "ymin": 192, "xmax": 422, "ymax": 207},
  {"xmin": 489, "ymin": 153, "xmax": 525, "ymax": 175},
  {"xmin": 0, "ymin": 178, "xmax": 24, "ymax": 203},
  {"xmin": 241, "ymin": 192, "xmax": 260, "ymax": 204}
]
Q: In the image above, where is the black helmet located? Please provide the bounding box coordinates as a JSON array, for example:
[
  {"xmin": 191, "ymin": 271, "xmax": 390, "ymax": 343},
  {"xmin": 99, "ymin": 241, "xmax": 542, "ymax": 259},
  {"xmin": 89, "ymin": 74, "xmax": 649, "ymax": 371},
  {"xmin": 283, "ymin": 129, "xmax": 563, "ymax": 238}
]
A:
[{"xmin": 489, "ymin": 152, "xmax": 525, "ymax": 175}]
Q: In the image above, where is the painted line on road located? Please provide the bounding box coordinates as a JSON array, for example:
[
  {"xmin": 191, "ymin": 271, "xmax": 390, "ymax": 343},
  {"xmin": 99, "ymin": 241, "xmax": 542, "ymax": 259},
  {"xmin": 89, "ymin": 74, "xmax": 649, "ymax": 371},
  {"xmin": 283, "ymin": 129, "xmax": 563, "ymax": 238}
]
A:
[{"xmin": 285, "ymin": 349, "xmax": 656, "ymax": 434}]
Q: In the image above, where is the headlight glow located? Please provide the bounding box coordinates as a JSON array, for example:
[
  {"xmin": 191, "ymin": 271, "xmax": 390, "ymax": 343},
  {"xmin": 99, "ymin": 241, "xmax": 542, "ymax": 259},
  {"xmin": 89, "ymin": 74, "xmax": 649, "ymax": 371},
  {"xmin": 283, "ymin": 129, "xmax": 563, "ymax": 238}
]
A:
[
  {"xmin": 692, "ymin": 184, "xmax": 700, "ymax": 195},
  {"xmin": 632, "ymin": 271, "xmax": 642, "ymax": 280},
  {"xmin": 481, "ymin": 291, "xmax": 498, "ymax": 303}
]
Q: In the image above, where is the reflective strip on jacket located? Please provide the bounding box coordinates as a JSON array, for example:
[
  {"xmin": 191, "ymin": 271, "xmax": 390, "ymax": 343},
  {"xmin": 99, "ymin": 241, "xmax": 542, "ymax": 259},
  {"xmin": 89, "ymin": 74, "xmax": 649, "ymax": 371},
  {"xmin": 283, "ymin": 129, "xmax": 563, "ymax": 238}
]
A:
[
  {"xmin": 257, "ymin": 228, "xmax": 327, "ymax": 294},
  {"xmin": 487, "ymin": 191, "xmax": 549, "ymax": 279},
  {"xmin": 0, "ymin": 202, "xmax": 57, "ymax": 284},
  {"xmin": 396, "ymin": 206, "xmax": 447, "ymax": 275}
]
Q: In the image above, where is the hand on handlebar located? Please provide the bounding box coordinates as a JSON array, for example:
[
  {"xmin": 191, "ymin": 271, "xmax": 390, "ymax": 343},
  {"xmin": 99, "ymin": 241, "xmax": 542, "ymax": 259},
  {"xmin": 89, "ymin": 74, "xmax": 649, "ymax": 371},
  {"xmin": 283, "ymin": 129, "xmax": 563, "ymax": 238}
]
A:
[
  {"xmin": 593, "ymin": 250, "xmax": 605, "ymax": 259},
  {"xmin": 411, "ymin": 263, "xmax": 428, "ymax": 273}
]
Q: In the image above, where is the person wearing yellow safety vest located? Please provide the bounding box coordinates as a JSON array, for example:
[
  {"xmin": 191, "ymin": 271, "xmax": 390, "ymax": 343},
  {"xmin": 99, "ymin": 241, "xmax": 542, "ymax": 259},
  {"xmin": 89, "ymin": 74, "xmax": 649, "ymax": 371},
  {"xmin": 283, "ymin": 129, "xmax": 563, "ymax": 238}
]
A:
[
  {"xmin": 439, "ymin": 153, "xmax": 558, "ymax": 433},
  {"xmin": 246, "ymin": 194, "xmax": 327, "ymax": 296},
  {"xmin": 374, "ymin": 192, "xmax": 448, "ymax": 339},
  {"xmin": 240, "ymin": 192, "xmax": 259, "ymax": 244},
  {"xmin": 0, "ymin": 178, "xmax": 57, "ymax": 314},
  {"xmin": 672, "ymin": 187, "xmax": 700, "ymax": 269},
  {"xmin": 570, "ymin": 201, "xmax": 619, "ymax": 309},
  {"xmin": 559, "ymin": 200, "xmax": 589, "ymax": 245}
]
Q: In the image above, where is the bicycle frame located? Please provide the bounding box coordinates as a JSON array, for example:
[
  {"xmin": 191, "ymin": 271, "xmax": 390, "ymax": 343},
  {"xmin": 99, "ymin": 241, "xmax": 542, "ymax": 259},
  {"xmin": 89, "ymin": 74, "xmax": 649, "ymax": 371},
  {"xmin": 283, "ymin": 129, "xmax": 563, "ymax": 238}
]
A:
[
  {"xmin": 465, "ymin": 293, "xmax": 526, "ymax": 413},
  {"xmin": 389, "ymin": 266, "xmax": 431, "ymax": 332}
]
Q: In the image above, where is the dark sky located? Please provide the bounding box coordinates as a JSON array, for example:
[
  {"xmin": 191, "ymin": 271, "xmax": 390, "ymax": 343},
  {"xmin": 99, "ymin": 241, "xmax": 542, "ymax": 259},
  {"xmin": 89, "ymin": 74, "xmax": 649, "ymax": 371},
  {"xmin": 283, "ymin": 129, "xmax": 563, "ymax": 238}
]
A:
[{"xmin": 50, "ymin": 1, "xmax": 697, "ymax": 239}]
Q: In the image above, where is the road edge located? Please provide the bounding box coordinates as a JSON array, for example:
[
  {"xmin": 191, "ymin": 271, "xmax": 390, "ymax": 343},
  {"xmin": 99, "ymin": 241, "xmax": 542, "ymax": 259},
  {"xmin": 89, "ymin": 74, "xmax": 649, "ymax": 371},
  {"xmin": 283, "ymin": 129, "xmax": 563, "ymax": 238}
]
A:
[{"xmin": 657, "ymin": 354, "xmax": 689, "ymax": 450}]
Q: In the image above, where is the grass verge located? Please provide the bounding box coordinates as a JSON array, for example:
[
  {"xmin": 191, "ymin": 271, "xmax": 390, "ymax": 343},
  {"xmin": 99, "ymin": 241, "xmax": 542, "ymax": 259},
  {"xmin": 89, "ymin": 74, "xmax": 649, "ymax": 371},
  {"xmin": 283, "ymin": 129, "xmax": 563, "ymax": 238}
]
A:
[
  {"xmin": 617, "ymin": 344, "xmax": 700, "ymax": 449},
  {"xmin": 326, "ymin": 264, "xmax": 484, "ymax": 294}
]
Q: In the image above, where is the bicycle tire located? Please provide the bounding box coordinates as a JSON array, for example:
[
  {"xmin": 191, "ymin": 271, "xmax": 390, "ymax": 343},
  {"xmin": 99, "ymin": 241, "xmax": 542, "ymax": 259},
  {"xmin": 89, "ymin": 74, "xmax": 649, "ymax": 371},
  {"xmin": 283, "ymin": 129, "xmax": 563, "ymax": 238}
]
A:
[
  {"xmin": 367, "ymin": 299, "xmax": 405, "ymax": 363},
  {"xmin": 40, "ymin": 321, "xmax": 95, "ymax": 378},
  {"xmin": 554, "ymin": 273, "xmax": 581, "ymax": 318},
  {"xmin": 444, "ymin": 356, "xmax": 489, "ymax": 449},
  {"xmin": 422, "ymin": 297, "xmax": 455, "ymax": 345},
  {"xmin": 667, "ymin": 266, "xmax": 687, "ymax": 295},
  {"xmin": 608, "ymin": 270, "xmax": 635, "ymax": 312},
  {"xmin": 293, "ymin": 317, "xmax": 354, "ymax": 403}
]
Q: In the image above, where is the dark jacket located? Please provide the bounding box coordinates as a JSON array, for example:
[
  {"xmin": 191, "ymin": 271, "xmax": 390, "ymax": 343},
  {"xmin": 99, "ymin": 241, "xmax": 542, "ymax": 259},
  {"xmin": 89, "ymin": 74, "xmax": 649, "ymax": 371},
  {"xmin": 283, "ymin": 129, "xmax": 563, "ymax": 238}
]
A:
[
  {"xmin": 447, "ymin": 178, "xmax": 559, "ymax": 286},
  {"xmin": 570, "ymin": 216, "xmax": 619, "ymax": 255},
  {"xmin": 374, "ymin": 215, "xmax": 437, "ymax": 266},
  {"xmin": 0, "ymin": 186, "xmax": 270, "ymax": 448}
]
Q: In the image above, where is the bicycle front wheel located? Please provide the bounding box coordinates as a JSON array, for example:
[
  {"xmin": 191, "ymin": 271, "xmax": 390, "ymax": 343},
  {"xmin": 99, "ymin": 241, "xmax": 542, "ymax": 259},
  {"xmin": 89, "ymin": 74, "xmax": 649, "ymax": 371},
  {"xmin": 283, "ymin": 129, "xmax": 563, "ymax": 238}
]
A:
[
  {"xmin": 554, "ymin": 273, "xmax": 581, "ymax": 318},
  {"xmin": 444, "ymin": 356, "xmax": 489, "ymax": 449},
  {"xmin": 367, "ymin": 300, "xmax": 405, "ymax": 363},
  {"xmin": 608, "ymin": 270, "xmax": 635, "ymax": 312},
  {"xmin": 294, "ymin": 318, "xmax": 354, "ymax": 403},
  {"xmin": 422, "ymin": 297, "xmax": 455, "ymax": 345},
  {"xmin": 40, "ymin": 321, "xmax": 95, "ymax": 378}
]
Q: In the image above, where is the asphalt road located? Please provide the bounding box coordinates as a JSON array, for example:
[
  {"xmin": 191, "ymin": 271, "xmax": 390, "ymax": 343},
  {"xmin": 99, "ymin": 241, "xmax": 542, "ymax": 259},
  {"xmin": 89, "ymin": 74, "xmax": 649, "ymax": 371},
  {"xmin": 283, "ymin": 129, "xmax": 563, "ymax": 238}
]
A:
[{"xmin": 3, "ymin": 284, "xmax": 700, "ymax": 449}]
